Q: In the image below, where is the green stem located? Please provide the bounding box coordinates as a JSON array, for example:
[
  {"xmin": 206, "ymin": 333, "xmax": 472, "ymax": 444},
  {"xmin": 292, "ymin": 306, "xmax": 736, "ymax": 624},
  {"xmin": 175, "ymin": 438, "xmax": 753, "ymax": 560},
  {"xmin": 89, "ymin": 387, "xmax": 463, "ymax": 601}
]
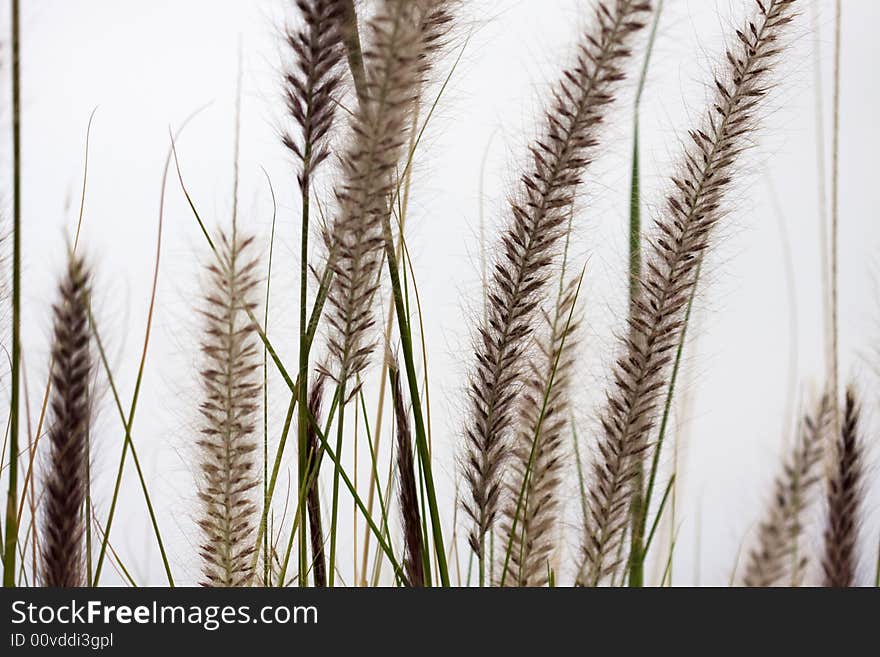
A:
[
  {"xmin": 261, "ymin": 169, "xmax": 277, "ymax": 586},
  {"xmin": 297, "ymin": 155, "xmax": 312, "ymax": 586},
  {"xmin": 380, "ymin": 232, "xmax": 449, "ymax": 586},
  {"xmin": 3, "ymin": 0, "xmax": 21, "ymax": 588},
  {"xmin": 327, "ymin": 381, "xmax": 347, "ymax": 587},
  {"xmin": 626, "ymin": 0, "xmax": 663, "ymax": 588},
  {"xmin": 643, "ymin": 475, "xmax": 675, "ymax": 555}
]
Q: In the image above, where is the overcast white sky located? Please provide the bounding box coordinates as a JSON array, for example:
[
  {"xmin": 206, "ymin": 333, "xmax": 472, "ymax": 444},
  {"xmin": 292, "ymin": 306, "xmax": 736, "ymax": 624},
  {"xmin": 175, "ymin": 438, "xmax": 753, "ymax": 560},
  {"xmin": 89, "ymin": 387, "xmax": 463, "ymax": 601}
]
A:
[{"xmin": 2, "ymin": 0, "xmax": 878, "ymax": 586}]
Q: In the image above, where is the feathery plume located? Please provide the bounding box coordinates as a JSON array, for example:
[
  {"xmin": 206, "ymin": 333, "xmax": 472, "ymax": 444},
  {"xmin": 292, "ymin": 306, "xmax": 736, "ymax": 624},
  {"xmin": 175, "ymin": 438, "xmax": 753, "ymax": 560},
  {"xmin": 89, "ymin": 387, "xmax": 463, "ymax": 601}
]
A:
[
  {"xmin": 463, "ymin": 0, "xmax": 651, "ymax": 562},
  {"xmin": 499, "ymin": 277, "xmax": 580, "ymax": 587},
  {"xmin": 282, "ymin": 0, "xmax": 345, "ymax": 187},
  {"xmin": 390, "ymin": 362, "xmax": 425, "ymax": 587},
  {"xmin": 196, "ymin": 232, "xmax": 262, "ymax": 587},
  {"xmin": 742, "ymin": 397, "xmax": 828, "ymax": 587},
  {"xmin": 822, "ymin": 387, "xmax": 864, "ymax": 587},
  {"xmin": 580, "ymin": 0, "xmax": 799, "ymax": 586},
  {"xmin": 40, "ymin": 253, "xmax": 92, "ymax": 588},
  {"xmin": 305, "ymin": 373, "xmax": 327, "ymax": 587},
  {"xmin": 323, "ymin": 0, "xmax": 454, "ymax": 395}
]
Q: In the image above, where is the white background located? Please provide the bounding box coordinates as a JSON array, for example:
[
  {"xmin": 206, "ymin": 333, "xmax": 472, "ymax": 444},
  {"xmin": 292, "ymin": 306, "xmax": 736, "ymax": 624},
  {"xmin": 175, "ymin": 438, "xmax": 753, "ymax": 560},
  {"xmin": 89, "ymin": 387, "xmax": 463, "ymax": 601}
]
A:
[{"xmin": 1, "ymin": 0, "xmax": 878, "ymax": 586}]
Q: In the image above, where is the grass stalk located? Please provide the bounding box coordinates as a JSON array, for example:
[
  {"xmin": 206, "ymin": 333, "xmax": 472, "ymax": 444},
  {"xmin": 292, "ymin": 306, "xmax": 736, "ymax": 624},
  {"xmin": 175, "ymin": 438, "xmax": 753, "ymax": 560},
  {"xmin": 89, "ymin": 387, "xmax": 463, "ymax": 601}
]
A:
[
  {"xmin": 2, "ymin": 0, "xmax": 22, "ymax": 588},
  {"xmin": 327, "ymin": 381, "xmax": 348, "ymax": 586},
  {"xmin": 828, "ymin": 0, "xmax": 842, "ymax": 451},
  {"xmin": 809, "ymin": 0, "xmax": 831, "ymax": 396},
  {"xmin": 643, "ymin": 475, "xmax": 674, "ymax": 555},
  {"xmin": 297, "ymin": 123, "xmax": 311, "ymax": 590},
  {"xmin": 261, "ymin": 169, "xmax": 278, "ymax": 586},
  {"xmin": 626, "ymin": 0, "xmax": 664, "ymax": 589}
]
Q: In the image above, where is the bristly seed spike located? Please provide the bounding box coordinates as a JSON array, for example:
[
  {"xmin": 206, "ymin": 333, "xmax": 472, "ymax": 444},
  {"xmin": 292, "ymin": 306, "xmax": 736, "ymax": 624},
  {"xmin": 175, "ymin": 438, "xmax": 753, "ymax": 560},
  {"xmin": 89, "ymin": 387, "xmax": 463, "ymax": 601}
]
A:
[
  {"xmin": 462, "ymin": 0, "xmax": 651, "ymax": 570},
  {"xmin": 196, "ymin": 232, "xmax": 262, "ymax": 587},
  {"xmin": 579, "ymin": 0, "xmax": 800, "ymax": 586},
  {"xmin": 40, "ymin": 252, "xmax": 93, "ymax": 588}
]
